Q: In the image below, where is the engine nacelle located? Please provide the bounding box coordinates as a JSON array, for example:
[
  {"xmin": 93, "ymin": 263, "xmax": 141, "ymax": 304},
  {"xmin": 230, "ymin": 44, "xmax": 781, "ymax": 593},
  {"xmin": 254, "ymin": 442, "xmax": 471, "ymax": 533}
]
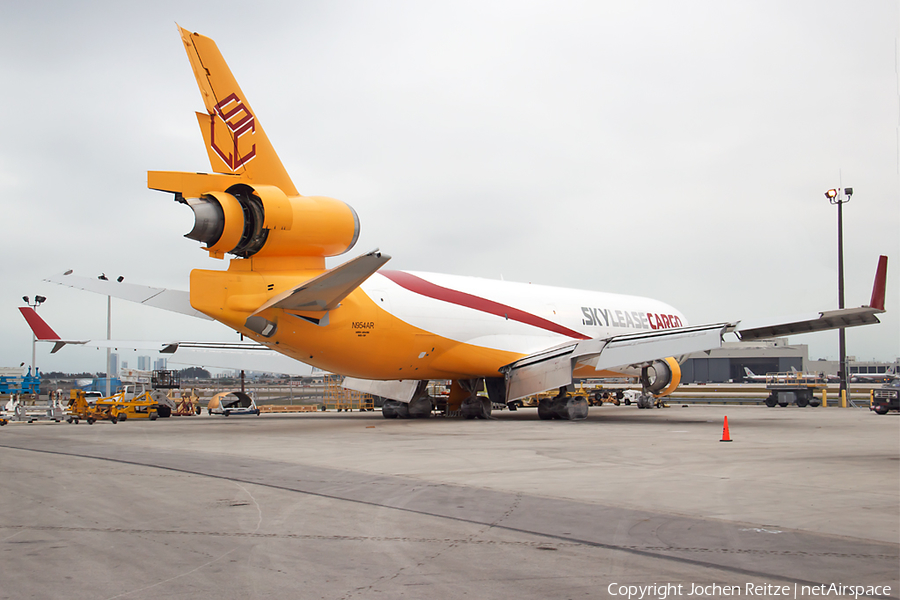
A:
[
  {"xmin": 183, "ymin": 182, "xmax": 359, "ymax": 259},
  {"xmin": 640, "ymin": 357, "xmax": 682, "ymax": 397}
]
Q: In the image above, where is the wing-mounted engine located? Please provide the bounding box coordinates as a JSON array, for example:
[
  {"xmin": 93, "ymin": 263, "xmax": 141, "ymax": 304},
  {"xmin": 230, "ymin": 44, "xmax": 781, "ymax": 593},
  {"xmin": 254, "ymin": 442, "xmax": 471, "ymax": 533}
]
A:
[{"xmin": 638, "ymin": 357, "xmax": 682, "ymax": 397}]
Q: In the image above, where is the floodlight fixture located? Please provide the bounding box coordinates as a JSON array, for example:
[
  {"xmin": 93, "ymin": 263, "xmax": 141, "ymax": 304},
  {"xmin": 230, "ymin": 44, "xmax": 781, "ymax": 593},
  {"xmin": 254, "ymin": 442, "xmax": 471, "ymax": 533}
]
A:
[{"xmin": 825, "ymin": 184, "xmax": 854, "ymax": 398}]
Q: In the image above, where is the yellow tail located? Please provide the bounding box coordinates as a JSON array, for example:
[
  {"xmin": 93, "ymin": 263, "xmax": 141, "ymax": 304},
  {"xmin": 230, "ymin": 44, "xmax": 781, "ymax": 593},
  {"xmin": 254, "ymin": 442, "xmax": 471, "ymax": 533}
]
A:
[{"xmin": 178, "ymin": 25, "xmax": 298, "ymax": 196}]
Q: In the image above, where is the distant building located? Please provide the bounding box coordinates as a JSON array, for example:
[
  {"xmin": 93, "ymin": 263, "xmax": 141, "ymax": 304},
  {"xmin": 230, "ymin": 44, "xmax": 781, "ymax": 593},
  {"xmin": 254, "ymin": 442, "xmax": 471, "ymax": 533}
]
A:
[
  {"xmin": 808, "ymin": 358, "xmax": 900, "ymax": 378},
  {"xmin": 138, "ymin": 356, "xmax": 151, "ymax": 370},
  {"xmin": 153, "ymin": 358, "xmax": 167, "ymax": 370},
  {"xmin": 681, "ymin": 340, "xmax": 898, "ymax": 383},
  {"xmin": 109, "ymin": 353, "xmax": 119, "ymax": 377},
  {"xmin": 681, "ymin": 339, "xmax": 805, "ymax": 383}
]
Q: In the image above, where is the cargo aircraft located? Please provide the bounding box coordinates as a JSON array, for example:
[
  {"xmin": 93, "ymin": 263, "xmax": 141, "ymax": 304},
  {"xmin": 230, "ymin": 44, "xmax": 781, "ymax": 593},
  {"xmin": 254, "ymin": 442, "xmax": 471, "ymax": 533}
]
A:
[{"xmin": 34, "ymin": 27, "xmax": 889, "ymax": 420}]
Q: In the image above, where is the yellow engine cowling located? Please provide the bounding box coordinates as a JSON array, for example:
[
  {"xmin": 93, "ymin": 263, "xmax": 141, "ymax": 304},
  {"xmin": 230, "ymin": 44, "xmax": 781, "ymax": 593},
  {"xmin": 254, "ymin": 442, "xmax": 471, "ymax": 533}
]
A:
[
  {"xmin": 184, "ymin": 182, "xmax": 359, "ymax": 259},
  {"xmin": 640, "ymin": 357, "xmax": 682, "ymax": 397}
]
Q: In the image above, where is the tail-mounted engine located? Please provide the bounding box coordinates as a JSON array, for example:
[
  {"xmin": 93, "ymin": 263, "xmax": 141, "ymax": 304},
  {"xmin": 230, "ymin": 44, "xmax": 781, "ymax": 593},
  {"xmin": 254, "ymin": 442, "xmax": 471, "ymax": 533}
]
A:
[
  {"xmin": 640, "ymin": 357, "xmax": 682, "ymax": 397},
  {"xmin": 181, "ymin": 183, "xmax": 359, "ymax": 259},
  {"xmin": 148, "ymin": 172, "xmax": 359, "ymax": 260}
]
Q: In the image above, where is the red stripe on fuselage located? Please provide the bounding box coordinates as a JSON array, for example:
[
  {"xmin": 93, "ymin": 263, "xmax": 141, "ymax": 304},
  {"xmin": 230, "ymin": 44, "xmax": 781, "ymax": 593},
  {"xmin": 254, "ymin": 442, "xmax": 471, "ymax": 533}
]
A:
[{"xmin": 380, "ymin": 271, "xmax": 590, "ymax": 340}]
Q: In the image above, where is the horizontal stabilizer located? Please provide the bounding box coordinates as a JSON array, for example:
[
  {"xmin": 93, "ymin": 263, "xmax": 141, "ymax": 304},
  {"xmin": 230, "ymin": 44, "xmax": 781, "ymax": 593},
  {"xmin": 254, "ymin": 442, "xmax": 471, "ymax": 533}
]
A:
[
  {"xmin": 44, "ymin": 271, "xmax": 211, "ymax": 320},
  {"xmin": 252, "ymin": 249, "xmax": 390, "ymax": 315}
]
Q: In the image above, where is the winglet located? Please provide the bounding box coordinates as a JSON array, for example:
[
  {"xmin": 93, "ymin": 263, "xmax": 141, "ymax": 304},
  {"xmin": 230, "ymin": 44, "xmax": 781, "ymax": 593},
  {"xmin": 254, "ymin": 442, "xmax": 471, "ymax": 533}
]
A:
[{"xmin": 868, "ymin": 255, "xmax": 888, "ymax": 311}]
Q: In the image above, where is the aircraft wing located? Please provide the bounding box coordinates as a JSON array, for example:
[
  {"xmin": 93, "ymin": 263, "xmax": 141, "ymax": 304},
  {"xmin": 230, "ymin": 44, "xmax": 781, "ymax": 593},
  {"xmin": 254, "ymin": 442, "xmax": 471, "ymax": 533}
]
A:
[
  {"xmin": 44, "ymin": 271, "xmax": 211, "ymax": 320},
  {"xmin": 502, "ymin": 255, "xmax": 888, "ymax": 401},
  {"xmin": 18, "ymin": 307, "xmax": 310, "ymax": 375},
  {"xmin": 733, "ymin": 307, "xmax": 882, "ymax": 340},
  {"xmin": 502, "ymin": 323, "xmax": 735, "ymax": 400}
]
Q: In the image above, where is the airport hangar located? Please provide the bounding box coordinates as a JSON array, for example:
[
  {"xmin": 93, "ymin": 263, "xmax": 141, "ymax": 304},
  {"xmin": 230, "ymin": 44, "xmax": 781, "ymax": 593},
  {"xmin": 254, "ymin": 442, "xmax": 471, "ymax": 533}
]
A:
[{"xmin": 680, "ymin": 338, "xmax": 899, "ymax": 383}]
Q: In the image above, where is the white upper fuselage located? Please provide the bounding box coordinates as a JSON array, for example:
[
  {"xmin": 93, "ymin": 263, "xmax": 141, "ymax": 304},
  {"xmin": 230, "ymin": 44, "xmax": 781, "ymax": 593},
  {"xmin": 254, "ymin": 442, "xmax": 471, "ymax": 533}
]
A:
[{"xmin": 360, "ymin": 270, "xmax": 688, "ymax": 357}]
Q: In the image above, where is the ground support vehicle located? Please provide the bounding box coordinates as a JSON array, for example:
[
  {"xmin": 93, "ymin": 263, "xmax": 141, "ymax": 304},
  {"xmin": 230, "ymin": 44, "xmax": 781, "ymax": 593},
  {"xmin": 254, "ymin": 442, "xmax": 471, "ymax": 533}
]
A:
[
  {"xmin": 116, "ymin": 369, "xmax": 178, "ymax": 417},
  {"xmin": 5, "ymin": 396, "xmax": 66, "ymax": 423},
  {"xmin": 207, "ymin": 391, "xmax": 260, "ymax": 416},
  {"xmin": 871, "ymin": 379, "xmax": 900, "ymax": 415},
  {"xmin": 66, "ymin": 390, "xmax": 124, "ymax": 424},
  {"xmin": 764, "ymin": 372, "xmax": 825, "ymax": 407},
  {"xmin": 169, "ymin": 388, "xmax": 202, "ymax": 415},
  {"xmin": 97, "ymin": 391, "xmax": 160, "ymax": 421},
  {"xmin": 258, "ymin": 404, "xmax": 320, "ymax": 413}
]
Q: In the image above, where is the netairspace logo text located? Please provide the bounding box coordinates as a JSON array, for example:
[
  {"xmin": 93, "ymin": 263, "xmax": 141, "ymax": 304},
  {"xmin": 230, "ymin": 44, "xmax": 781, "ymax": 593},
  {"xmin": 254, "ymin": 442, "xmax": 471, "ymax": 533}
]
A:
[{"xmin": 606, "ymin": 582, "xmax": 893, "ymax": 600}]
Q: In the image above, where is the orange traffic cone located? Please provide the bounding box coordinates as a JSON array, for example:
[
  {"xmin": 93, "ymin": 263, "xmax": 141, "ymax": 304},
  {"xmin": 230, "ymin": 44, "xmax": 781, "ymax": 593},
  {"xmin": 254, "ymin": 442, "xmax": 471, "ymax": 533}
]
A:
[{"xmin": 720, "ymin": 416, "xmax": 733, "ymax": 442}]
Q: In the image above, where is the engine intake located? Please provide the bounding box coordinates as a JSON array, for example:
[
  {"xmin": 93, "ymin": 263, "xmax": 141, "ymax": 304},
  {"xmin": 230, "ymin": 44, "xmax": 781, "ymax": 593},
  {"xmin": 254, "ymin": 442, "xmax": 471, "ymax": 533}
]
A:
[
  {"xmin": 640, "ymin": 357, "xmax": 682, "ymax": 397},
  {"xmin": 183, "ymin": 183, "xmax": 359, "ymax": 259}
]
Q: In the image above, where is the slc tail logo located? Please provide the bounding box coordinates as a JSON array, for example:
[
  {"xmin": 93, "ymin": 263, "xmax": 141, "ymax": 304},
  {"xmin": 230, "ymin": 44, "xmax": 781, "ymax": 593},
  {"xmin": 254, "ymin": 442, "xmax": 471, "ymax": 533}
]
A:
[{"xmin": 210, "ymin": 93, "xmax": 257, "ymax": 171}]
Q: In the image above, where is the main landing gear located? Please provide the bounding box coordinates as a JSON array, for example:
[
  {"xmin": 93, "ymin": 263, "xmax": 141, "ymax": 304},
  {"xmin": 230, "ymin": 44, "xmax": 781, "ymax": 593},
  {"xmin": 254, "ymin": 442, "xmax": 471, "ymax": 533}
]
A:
[
  {"xmin": 381, "ymin": 381, "xmax": 434, "ymax": 418},
  {"xmin": 537, "ymin": 389, "xmax": 589, "ymax": 420}
]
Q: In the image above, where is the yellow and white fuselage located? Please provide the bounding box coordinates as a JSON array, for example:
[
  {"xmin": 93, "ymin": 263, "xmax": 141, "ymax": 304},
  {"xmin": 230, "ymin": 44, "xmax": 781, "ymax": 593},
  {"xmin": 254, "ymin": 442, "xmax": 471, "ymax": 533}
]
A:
[{"xmin": 137, "ymin": 26, "xmax": 885, "ymax": 419}]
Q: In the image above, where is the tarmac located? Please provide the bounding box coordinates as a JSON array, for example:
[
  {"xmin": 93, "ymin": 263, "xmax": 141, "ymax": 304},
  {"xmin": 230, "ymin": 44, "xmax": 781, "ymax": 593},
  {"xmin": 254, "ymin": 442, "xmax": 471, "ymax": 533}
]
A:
[{"xmin": 0, "ymin": 404, "xmax": 897, "ymax": 600}]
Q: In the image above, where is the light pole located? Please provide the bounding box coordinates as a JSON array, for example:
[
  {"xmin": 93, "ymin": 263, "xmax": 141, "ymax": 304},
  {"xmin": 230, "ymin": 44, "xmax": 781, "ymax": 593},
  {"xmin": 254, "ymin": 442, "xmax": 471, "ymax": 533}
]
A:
[
  {"xmin": 825, "ymin": 187, "xmax": 852, "ymax": 402},
  {"xmin": 22, "ymin": 295, "xmax": 47, "ymax": 378},
  {"xmin": 99, "ymin": 274, "xmax": 124, "ymax": 396}
]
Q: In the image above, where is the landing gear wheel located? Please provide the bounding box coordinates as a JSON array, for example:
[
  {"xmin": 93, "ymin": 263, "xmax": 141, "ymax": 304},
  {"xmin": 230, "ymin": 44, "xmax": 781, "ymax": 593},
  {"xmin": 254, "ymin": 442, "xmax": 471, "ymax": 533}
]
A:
[
  {"xmin": 565, "ymin": 396, "xmax": 589, "ymax": 420},
  {"xmin": 407, "ymin": 397, "xmax": 434, "ymax": 418},
  {"xmin": 537, "ymin": 398, "xmax": 555, "ymax": 420},
  {"xmin": 461, "ymin": 396, "xmax": 491, "ymax": 419},
  {"xmin": 381, "ymin": 400, "xmax": 408, "ymax": 419}
]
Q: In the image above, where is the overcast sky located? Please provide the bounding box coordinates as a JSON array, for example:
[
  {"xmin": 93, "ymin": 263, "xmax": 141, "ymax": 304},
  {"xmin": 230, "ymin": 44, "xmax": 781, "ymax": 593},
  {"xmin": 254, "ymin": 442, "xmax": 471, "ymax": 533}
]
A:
[{"xmin": 2, "ymin": 0, "xmax": 898, "ymax": 375}]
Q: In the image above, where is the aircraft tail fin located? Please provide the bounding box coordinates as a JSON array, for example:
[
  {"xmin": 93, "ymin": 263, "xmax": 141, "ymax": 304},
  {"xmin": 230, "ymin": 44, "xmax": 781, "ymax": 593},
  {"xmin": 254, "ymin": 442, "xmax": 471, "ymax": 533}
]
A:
[
  {"xmin": 19, "ymin": 307, "xmax": 69, "ymax": 353},
  {"xmin": 177, "ymin": 25, "xmax": 298, "ymax": 196}
]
